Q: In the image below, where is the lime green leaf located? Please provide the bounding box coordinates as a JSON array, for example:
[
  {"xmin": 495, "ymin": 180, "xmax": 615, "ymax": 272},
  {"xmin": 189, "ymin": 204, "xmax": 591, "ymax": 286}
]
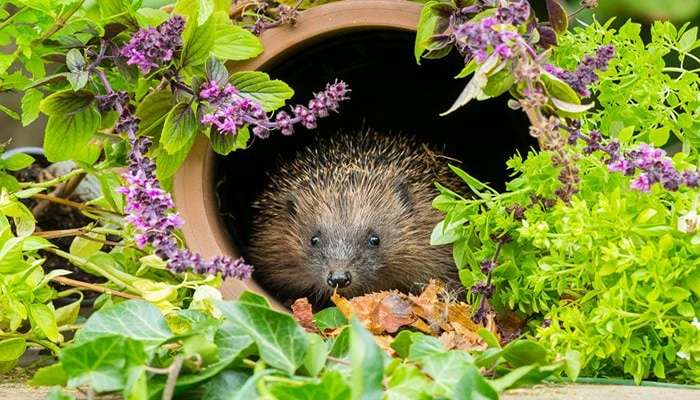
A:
[
  {"xmin": 268, "ymin": 370, "xmax": 351, "ymax": 400},
  {"xmin": 156, "ymin": 131, "xmax": 196, "ymax": 180},
  {"xmin": 212, "ymin": 12, "xmax": 263, "ymax": 61},
  {"xmin": 414, "ymin": 1, "xmax": 441, "ymax": 64},
  {"xmin": 0, "ymin": 338, "xmax": 26, "ymax": 362},
  {"xmin": 564, "ymin": 350, "xmax": 582, "ymax": 381},
  {"xmin": 0, "ymin": 237, "xmax": 29, "ymax": 274},
  {"xmin": 649, "ymin": 126, "xmax": 670, "ymax": 147},
  {"xmin": 3, "ymin": 152, "xmax": 34, "ymax": 171},
  {"xmin": 230, "ymin": 71, "xmax": 294, "ymax": 112},
  {"xmin": 29, "ymin": 303, "xmax": 60, "ymax": 342},
  {"xmin": 502, "ymin": 340, "xmax": 548, "ymax": 367},
  {"xmin": 69, "ymin": 233, "xmax": 105, "ymax": 259},
  {"xmin": 21, "ymin": 88, "xmax": 43, "ymax": 127},
  {"xmin": 181, "ymin": 13, "xmax": 215, "ymax": 69},
  {"xmin": 313, "ymin": 307, "xmax": 348, "ymax": 331},
  {"xmin": 31, "ymin": 363, "xmax": 68, "ymax": 387}
]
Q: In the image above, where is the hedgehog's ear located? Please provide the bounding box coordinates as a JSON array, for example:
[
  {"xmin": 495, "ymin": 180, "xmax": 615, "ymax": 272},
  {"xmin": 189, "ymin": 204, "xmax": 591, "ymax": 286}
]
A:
[{"xmin": 394, "ymin": 181, "xmax": 413, "ymax": 212}]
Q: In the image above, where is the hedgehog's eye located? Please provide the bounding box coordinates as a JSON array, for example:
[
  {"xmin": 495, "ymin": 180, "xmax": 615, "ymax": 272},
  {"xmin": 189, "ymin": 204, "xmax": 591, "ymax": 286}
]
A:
[
  {"xmin": 310, "ymin": 234, "xmax": 321, "ymax": 247},
  {"xmin": 368, "ymin": 234, "xmax": 380, "ymax": 247}
]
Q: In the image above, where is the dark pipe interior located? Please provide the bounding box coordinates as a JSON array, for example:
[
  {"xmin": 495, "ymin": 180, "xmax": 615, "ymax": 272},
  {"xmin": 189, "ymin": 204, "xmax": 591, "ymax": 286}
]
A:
[{"xmin": 215, "ymin": 29, "xmax": 535, "ymax": 257}]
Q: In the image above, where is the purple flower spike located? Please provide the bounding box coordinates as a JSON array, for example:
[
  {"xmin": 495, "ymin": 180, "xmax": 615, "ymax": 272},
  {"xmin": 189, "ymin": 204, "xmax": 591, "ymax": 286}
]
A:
[
  {"xmin": 120, "ymin": 16, "xmax": 185, "ymax": 74},
  {"xmin": 199, "ymin": 80, "xmax": 350, "ymax": 139},
  {"xmin": 544, "ymin": 45, "xmax": 615, "ymax": 97}
]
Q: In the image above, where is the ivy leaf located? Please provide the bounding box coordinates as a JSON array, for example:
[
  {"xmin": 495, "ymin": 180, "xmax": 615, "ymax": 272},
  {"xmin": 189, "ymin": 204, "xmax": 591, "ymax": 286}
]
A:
[
  {"xmin": 161, "ymin": 102, "xmax": 198, "ymax": 154},
  {"xmin": 21, "ymin": 88, "xmax": 43, "ymax": 127},
  {"xmin": 349, "ymin": 318, "xmax": 384, "ymax": 400},
  {"xmin": 502, "ymin": 340, "xmax": 548, "ymax": 367},
  {"xmin": 43, "ymin": 106, "xmax": 100, "ymax": 162},
  {"xmin": 545, "ymin": 0, "xmax": 568, "ymax": 34},
  {"xmin": 31, "ymin": 363, "xmax": 68, "ymax": 387},
  {"xmin": 238, "ymin": 290, "xmax": 271, "ymax": 307},
  {"xmin": 61, "ymin": 335, "xmax": 146, "ymax": 393},
  {"xmin": 313, "ymin": 307, "xmax": 348, "ymax": 331},
  {"xmin": 421, "ymin": 351, "xmax": 473, "ymax": 396},
  {"xmin": 385, "ymin": 363, "xmax": 432, "ymax": 400},
  {"xmin": 303, "ymin": 333, "xmax": 328, "ymax": 377},
  {"xmin": 39, "ymin": 90, "xmax": 95, "ymax": 116},
  {"xmin": 201, "ymin": 369, "xmax": 255, "ymax": 400},
  {"xmin": 181, "ymin": 13, "xmax": 216, "ymax": 69},
  {"xmin": 230, "ymin": 71, "xmax": 294, "ymax": 112},
  {"xmin": 216, "ymin": 300, "xmax": 309, "ymax": 374},
  {"xmin": 211, "ymin": 12, "xmax": 263, "ymax": 61},
  {"xmin": 453, "ymin": 365, "xmax": 499, "ymax": 400},
  {"xmin": 75, "ymin": 300, "xmax": 173, "ymax": 352},
  {"xmin": 268, "ymin": 371, "xmax": 351, "ymax": 400}
]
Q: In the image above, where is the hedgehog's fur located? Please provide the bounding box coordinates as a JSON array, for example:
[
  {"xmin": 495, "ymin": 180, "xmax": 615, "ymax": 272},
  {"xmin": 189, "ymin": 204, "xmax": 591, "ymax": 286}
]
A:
[{"xmin": 247, "ymin": 130, "xmax": 463, "ymax": 306}]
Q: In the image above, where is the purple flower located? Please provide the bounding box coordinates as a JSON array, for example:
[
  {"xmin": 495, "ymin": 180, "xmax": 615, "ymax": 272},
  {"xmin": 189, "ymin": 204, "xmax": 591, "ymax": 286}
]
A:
[
  {"xmin": 480, "ymin": 259, "xmax": 497, "ymax": 274},
  {"xmin": 471, "ymin": 281, "xmax": 494, "ymax": 298},
  {"xmin": 96, "ymin": 91, "xmax": 129, "ymax": 112},
  {"xmin": 120, "ymin": 16, "xmax": 185, "ymax": 74},
  {"xmin": 544, "ymin": 45, "xmax": 615, "ymax": 97},
  {"xmin": 116, "ymin": 106, "xmax": 253, "ymax": 280},
  {"xmin": 495, "ymin": 0, "xmax": 530, "ymax": 25},
  {"xmin": 199, "ymin": 80, "xmax": 350, "ymax": 139},
  {"xmin": 631, "ymin": 174, "xmax": 651, "ymax": 192},
  {"xmin": 452, "ymin": 3, "xmax": 526, "ymax": 64}
]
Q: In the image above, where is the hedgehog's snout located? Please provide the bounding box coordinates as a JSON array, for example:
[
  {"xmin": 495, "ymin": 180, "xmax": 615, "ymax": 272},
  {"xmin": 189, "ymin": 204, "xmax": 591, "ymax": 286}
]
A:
[{"xmin": 326, "ymin": 270, "xmax": 352, "ymax": 288}]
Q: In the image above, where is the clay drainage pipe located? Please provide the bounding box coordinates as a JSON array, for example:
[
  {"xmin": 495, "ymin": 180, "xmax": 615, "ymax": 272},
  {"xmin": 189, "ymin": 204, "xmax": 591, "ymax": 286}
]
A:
[{"xmin": 173, "ymin": 0, "xmax": 423, "ymax": 311}]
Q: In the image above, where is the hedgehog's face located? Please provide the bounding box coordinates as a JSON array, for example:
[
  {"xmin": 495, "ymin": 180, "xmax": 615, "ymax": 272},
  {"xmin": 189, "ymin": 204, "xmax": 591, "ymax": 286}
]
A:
[{"xmin": 287, "ymin": 180, "xmax": 414, "ymax": 299}]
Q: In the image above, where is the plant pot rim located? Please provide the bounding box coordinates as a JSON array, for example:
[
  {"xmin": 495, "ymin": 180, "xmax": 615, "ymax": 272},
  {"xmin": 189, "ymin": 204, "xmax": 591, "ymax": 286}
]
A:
[{"xmin": 173, "ymin": 0, "xmax": 423, "ymax": 310}]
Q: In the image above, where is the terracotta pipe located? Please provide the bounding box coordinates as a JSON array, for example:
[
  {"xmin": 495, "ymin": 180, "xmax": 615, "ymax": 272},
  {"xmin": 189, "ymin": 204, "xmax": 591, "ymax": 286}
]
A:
[{"xmin": 173, "ymin": 0, "xmax": 422, "ymax": 310}]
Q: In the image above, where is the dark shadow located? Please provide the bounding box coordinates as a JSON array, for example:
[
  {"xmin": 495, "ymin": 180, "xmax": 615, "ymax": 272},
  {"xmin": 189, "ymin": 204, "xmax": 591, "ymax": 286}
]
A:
[{"xmin": 214, "ymin": 29, "xmax": 535, "ymax": 259}]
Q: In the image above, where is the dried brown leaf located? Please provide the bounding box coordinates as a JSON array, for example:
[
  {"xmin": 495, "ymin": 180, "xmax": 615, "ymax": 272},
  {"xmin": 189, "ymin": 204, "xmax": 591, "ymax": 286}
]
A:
[
  {"xmin": 291, "ymin": 297, "xmax": 317, "ymax": 333},
  {"xmin": 374, "ymin": 293, "xmax": 416, "ymax": 333}
]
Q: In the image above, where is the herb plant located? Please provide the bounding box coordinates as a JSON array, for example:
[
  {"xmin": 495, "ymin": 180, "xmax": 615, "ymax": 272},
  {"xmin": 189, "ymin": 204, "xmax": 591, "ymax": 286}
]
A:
[{"xmin": 417, "ymin": 0, "xmax": 700, "ymax": 384}]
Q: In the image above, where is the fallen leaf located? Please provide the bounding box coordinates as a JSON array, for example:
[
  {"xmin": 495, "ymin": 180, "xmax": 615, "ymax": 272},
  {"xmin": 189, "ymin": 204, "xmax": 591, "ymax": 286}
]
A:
[
  {"xmin": 375, "ymin": 293, "xmax": 415, "ymax": 333},
  {"xmin": 291, "ymin": 297, "xmax": 317, "ymax": 333}
]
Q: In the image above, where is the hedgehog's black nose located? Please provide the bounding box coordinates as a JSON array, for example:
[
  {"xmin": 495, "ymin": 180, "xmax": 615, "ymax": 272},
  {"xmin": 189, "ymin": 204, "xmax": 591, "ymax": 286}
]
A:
[{"xmin": 327, "ymin": 271, "xmax": 351, "ymax": 288}]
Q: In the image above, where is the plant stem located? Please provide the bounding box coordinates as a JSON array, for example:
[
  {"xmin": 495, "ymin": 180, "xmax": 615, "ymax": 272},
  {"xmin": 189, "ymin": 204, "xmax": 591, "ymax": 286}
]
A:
[
  {"xmin": 32, "ymin": 172, "xmax": 87, "ymax": 216},
  {"xmin": 31, "ymin": 193, "xmax": 123, "ymax": 216},
  {"xmin": 0, "ymin": 6, "xmax": 27, "ymax": 31},
  {"xmin": 162, "ymin": 356, "xmax": 184, "ymax": 400},
  {"xmin": 20, "ymin": 168, "xmax": 84, "ymax": 188},
  {"xmin": 46, "ymin": 247, "xmax": 141, "ymax": 294},
  {"xmin": 35, "ymin": 0, "xmax": 85, "ymax": 43},
  {"xmin": 51, "ymin": 276, "xmax": 140, "ymax": 300}
]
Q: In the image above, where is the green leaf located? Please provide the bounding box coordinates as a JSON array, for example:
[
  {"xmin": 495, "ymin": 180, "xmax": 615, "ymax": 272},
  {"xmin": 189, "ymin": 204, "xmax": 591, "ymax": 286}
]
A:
[
  {"xmin": 181, "ymin": 13, "xmax": 216, "ymax": 69},
  {"xmin": 69, "ymin": 233, "xmax": 105, "ymax": 259},
  {"xmin": 29, "ymin": 303, "xmax": 60, "ymax": 342},
  {"xmin": 502, "ymin": 340, "xmax": 548, "ymax": 367},
  {"xmin": 389, "ymin": 331, "xmax": 416, "ymax": 359},
  {"xmin": 385, "ymin": 363, "xmax": 431, "ymax": 400},
  {"xmin": 0, "ymin": 338, "xmax": 26, "ymax": 362},
  {"xmin": 201, "ymin": 369, "xmax": 257, "ymax": 400},
  {"xmin": 61, "ymin": 335, "xmax": 146, "ymax": 393},
  {"xmin": 230, "ymin": 71, "xmax": 294, "ymax": 112},
  {"xmin": 3, "ymin": 152, "xmax": 34, "ymax": 171},
  {"xmin": 441, "ymin": 55, "xmax": 500, "ymax": 116},
  {"xmin": 303, "ymin": 333, "xmax": 328, "ymax": 377},
  {"xmin": 39, "ymin": 90, "xmax": 94, "ymax": 116},
  {"xmin": 408, "ymin": 333, "xmax": 445, "ymax": 360},
  {"xmin": 477, "ymin": 328, "xmax": 501, "ymax": 349},
  {"xmin": 21, "ymin": 88, "xmax": 43, "ymax": 127},
  {"xmin": 550, "ymin": 98, "xmax": 594, "ymax": 115},
  {"xmin": 649, "ymin": 126, "xmax": 670, "ymax": 147},
  {"xmin": 209, "ymin": 125, "xmax": 249, "ymax": 155},
  {"xmin": 31, "ymin": 363, "xmax": 68, "ymax": 387},
  {"xmin": 238, "ymin": 290, "xmax": 271, "ymax": 307},
  {"xmin": 679, "ymin": 27, "xmax": 698, "ymax": 52},
  {"xmin": 135, "ymin": 90, "xmax": 175, "ymax": 136},
  {"xmin": 350, "ymin": 318, "xmax": 384, "ymax": 400},
  {"xmin": 268, "ymin": 370, "xmax": 351, "ymax": 400},
  {"xmin": 0, "ymin": 236, "xmax": 25, "ymax": 274},
  {"xmin": 76, "ymin": 300, "xmax": 173, "ymax": 352},
  {"xmin": 453, "ymin": 365, "xmax": 498, "ymax": 400},
  {"xmin": 211, "ymin": 12, "xmax": 263, "ymax": 61},
  {"xmin": 66, "ymin": 49, "xmax": 86, "ymax": 73},
  {"xmin": 55, "ymin": 299, "xmax": 82, "ymax": 327},
  {"xmin": 205, "ymin": 57, "xmax": 229, "ymax": 86},
  {"xmin": 217, "ymin": 300, "xmax": 309, "ymax": 374},
  {"xmin": 414, "ymin": 2, "xmax": 441, "ymax": 64},
  {"xmin": 67, "ymin": 71, "xmax": 89, "ymax": 91},
  {"xmin": 564, "ymin": 350, "xmax": 582, "ymax": 381},
  {"xmin": 197, "ymin": 0, "xmax": 215, "ymax": 25},
  {"xmin": 313, "ymin": 307, "xmax": 348, "ymax": 331},
  {"xmin": 161, "ymin": 102, "xmax": 198, "ymax": 154},
  {"xmin": 483, "ymin": 68, "xmax": 515, "ymax": 98},
  {"xmin": 43, "ymin": 106, "xmax": 100, "ymax": 162},
  {"xmin": 156, "ymin": 131, "xmax": 196, "ymax": 180},
  {"xmin": 677, "ymin": 302, "xmax": 695, "ymax": 318},
  {"xmin": 542, "ymin": 73, "xmax": 580, "ymax": 105},
  {"xmin": 421, "ymin": 351, "xmax": 474, "ymax": 396}
]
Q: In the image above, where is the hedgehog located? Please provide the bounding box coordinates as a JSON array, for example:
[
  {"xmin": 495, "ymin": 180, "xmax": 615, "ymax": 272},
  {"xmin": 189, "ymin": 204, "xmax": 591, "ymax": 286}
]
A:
[{"xmin": 246, "ymin": 130, "xmax": 464, "ymax": 307}]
